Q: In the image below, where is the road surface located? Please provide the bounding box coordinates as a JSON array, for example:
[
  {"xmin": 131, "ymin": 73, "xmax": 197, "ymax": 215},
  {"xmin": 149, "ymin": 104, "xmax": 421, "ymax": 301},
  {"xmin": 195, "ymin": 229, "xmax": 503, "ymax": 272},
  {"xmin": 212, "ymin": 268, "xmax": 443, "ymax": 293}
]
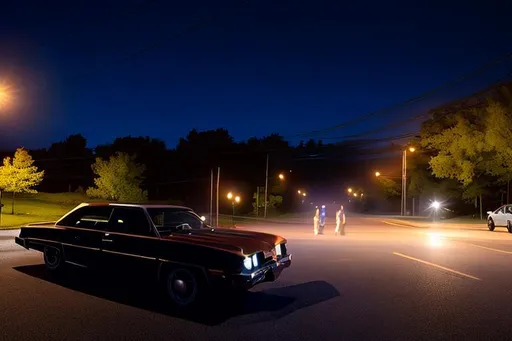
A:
[{"xmin": 1, "ymin": 216, "xmax": 512, "ymax": 340}]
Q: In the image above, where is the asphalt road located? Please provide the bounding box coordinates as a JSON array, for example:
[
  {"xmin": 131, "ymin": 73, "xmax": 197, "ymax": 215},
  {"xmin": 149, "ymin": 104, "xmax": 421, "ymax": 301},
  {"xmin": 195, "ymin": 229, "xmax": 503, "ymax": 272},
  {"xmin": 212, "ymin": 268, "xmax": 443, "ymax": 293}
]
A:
[{"xmin": 2, "ymin": 216, "xmax": 512, "ymax": 341}]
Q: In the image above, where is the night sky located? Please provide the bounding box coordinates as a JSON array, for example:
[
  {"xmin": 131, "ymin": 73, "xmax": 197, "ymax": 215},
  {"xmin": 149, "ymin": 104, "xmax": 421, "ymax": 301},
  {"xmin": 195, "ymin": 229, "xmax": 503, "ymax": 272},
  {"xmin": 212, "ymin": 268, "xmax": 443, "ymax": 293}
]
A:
[{"xmin": 1, "ymin": 0, "xmax": 511, "ymax": 150}]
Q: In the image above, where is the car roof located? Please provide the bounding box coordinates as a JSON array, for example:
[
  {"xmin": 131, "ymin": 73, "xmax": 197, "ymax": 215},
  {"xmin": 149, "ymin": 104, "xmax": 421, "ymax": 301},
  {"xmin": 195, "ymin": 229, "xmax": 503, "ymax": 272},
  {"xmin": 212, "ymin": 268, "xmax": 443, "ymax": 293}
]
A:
[{"xmin": 81, "ymin": 202, "xmax": 193, "ymax": 210}]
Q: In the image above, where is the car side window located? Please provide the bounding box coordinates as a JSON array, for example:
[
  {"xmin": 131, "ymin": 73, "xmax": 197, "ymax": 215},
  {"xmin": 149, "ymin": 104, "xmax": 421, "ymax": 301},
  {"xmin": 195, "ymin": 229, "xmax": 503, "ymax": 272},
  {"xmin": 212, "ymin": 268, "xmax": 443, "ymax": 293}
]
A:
[
  {"xmin": 172, "ymin": 211, "xmax": 203, "ymax": 230},
  {"xmin": 108, "ymin": 207, "xmax": 154, "ymax": 237},
  {"xmin": 57, "ymin": 206, "xmax": 113, "ymax": 230}
]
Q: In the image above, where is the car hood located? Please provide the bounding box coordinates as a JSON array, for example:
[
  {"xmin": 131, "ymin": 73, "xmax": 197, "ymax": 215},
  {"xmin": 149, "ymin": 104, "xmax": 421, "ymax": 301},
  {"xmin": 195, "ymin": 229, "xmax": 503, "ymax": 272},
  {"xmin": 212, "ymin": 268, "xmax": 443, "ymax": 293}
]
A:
[{"xmin": 161, "ymin": 228, "xmax": 286, "ymax": 255}]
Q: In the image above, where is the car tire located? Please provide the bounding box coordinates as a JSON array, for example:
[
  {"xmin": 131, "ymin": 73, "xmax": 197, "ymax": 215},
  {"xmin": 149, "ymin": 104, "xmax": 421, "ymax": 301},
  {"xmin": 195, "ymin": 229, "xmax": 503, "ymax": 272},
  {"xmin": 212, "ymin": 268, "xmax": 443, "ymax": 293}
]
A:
[
  {"xmin": 165, "ymin": 267, "xmax": 205, "ymax": 310},
  {"xmin": 43, "ymin": 246, "xmax": 65, "ymax": 273},
  {"xmin": 488, "ymin": 218, "xmax": 495, "ymax": 231},
  {"xmin": 507, "ymin": 221, "xmax": 512, "ymax": 234}
]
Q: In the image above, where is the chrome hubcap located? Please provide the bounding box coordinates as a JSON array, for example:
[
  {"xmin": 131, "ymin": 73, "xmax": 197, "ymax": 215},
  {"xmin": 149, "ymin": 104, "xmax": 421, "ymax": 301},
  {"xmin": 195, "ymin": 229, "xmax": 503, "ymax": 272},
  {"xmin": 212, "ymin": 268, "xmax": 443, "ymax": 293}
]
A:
[
  {"xmin": 168, "ymin": 270, "xmax": 197, "ymax": 305},
  {"xmin": 173, "ymin": 279, "xmax": 187, "ymax": 295}
]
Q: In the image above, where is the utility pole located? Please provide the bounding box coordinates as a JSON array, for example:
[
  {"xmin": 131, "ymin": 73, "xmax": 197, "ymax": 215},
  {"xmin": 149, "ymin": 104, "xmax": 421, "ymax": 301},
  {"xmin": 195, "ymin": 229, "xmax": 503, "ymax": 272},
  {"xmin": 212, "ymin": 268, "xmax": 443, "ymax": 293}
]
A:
[
  {"xmin": 264, "ymin": 153, "xmax": 269, "ymax": 219},
  {"xmin": 256, "ymin": 186, "xmax": 259, "ymax": 217},
  {"xmin": 210, "ymin": 169, "xmax": 214, "ymax": 225},
  {"xmin": 403, "ymin": 150, "xmax": 407, "ymax": 216},
  {"xmin": 216, "ymin": 167, "xmax": 220, "ymax": 227}
]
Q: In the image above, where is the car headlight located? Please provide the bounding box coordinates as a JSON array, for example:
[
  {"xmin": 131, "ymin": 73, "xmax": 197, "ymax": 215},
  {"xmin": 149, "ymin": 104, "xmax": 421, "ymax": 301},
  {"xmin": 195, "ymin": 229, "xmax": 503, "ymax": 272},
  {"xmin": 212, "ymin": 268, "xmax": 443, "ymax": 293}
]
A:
[
  {"xmin": 275, "ymin": 243, "xmax": 282, "ymax": 256},
  {"xmin": 252, "ymin": 253, "xmax": 259, "ymax": 267},
  {"xmin": 243, "ymin": 257, "xmax": 252, "ymax": 270}
]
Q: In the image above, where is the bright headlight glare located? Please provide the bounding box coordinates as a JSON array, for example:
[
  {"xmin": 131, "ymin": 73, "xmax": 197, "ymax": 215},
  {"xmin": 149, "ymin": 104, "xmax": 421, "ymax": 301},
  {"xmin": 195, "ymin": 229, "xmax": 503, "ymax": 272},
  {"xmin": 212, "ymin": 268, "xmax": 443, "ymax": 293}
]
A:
[
  {"xmin": 275, "ymin": 244, "xmax": 282, "ymax": 256},
  {"xmin": 243, "ymin": 257, "xmax": 252, "ymax": 270},
  {"xmin": 252, "ymin": 254, "xmax": 259, "ymax": 267}
]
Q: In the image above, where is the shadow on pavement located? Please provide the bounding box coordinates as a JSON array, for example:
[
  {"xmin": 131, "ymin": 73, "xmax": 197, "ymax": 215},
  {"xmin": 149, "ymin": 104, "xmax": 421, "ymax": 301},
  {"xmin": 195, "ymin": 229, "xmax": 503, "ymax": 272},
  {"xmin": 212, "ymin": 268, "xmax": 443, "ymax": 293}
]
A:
[{"xmin": 13, "ymin": 264, "xmax": 340, "ymax": 326}]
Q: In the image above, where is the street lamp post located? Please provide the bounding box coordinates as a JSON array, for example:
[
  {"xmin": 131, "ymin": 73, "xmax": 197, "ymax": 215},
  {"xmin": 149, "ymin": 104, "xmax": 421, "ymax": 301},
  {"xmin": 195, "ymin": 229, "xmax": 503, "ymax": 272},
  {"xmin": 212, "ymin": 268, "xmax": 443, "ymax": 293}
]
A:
[
  {"xmin": 262, "ymin": 153, "xmax": 285, "ymax": 219},
  {"xmin": 402, "ymin": 147, "xmax": 415, "ymax": 216},
  {"xmin": 227, "ymin": 192, "xmax": 241, "ymax": 224}
]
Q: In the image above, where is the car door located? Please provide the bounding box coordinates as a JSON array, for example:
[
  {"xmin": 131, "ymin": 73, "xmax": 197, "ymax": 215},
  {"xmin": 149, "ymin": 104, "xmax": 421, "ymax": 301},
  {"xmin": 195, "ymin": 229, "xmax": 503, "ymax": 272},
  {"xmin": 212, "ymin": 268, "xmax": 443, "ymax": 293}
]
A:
[
  {"xmin": 504, "ymin": 205, "xmax": 512, "ymax": 226},
  {"xmin": 101, "ymin": 207, "xmax": 160, "ymax": 277},
  {"xmin": 494, "ymin": 206, "xmax": 505, "ymax": 226},
  {"xmin": 56, "ymin": 205, "xmax": 113, "ymax": 268}
]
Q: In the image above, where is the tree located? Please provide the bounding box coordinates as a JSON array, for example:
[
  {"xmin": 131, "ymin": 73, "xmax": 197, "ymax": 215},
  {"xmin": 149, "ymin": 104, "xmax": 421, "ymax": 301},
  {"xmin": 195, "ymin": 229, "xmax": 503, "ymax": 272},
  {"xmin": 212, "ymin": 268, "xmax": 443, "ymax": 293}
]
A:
[
  {"xmin": 0, "ymin": 148, "xmax": 44, "ymax": 214},
  {"xmin": 86, "ymin": 152, "xmax": 148, "ymax": 202},
  {"xmin": 252, "ymin": 192, "xmax": 283, "ymax": 215},
  {"xmin": 376, "ymin": 177, "xmax": 401, "ymax": 198}
]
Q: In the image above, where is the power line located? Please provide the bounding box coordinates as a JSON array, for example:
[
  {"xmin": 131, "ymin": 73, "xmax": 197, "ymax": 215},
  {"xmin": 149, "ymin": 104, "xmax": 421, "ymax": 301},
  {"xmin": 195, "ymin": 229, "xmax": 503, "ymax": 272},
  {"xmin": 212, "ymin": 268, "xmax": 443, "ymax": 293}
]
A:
[
  {"xmin": 309, "ymin": 68, "xmax": 512, "ymax": 142},
  {"xmin": 288, "ymin": 52, "xmax": 512, "ymax": 139}
]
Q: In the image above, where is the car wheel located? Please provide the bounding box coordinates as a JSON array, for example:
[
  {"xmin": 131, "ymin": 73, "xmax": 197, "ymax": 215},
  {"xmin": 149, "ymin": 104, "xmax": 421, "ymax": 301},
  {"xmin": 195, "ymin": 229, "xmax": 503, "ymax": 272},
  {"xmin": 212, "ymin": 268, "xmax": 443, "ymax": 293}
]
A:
[
  {"xmin": 43, "ymin": 246, "xmax": 65, "ymax": 272},
  {"xmin": 488, "ymin": 218, "xmax": 495, "ymax": 231},
  {"xmin": 507, "ymin": 221, "xmax": 512, "ymax": 234},
  {"xmin": 165, "ymin": 267, "xmax": 204, "ymax": 309}
]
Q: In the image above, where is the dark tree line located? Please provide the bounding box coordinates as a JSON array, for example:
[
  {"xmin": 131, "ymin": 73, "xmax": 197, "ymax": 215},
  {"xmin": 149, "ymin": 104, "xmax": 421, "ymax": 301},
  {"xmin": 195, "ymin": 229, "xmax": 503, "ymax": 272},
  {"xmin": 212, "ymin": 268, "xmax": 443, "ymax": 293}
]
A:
[{"xmin": 0, "ymin": 129, "xmax": 394, "ymax": 214}]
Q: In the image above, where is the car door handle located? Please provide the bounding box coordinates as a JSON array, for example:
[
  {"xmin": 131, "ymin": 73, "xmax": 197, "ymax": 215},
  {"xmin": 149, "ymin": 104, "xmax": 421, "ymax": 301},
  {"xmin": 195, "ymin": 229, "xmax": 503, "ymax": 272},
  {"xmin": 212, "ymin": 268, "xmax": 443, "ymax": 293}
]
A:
[{"xmin": 102, "ymin": 239, "xmax": 113, "ymax": 243}]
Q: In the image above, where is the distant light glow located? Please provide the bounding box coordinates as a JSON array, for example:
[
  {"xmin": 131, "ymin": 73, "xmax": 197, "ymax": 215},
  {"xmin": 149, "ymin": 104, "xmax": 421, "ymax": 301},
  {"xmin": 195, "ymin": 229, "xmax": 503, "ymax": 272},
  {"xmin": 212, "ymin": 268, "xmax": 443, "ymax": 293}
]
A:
[
  {"xmin": 431, "ymin": 201, "xmax": 440, "ymax": 209},
  {"xmin": 0, "ymin": 80, "xmax": 15, "ymax": 111},
  {"xmin": 427, "ymin": 232, "xmax": 443, "ymax": 248}
]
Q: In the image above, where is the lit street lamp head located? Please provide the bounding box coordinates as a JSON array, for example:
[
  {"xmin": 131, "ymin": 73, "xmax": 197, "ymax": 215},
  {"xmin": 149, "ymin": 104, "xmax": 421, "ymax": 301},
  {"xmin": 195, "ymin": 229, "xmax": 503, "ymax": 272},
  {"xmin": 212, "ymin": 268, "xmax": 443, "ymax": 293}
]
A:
[
  {"xmin": 278, "ymin": 173, "xmax": 285, "ymax": 180},
  {"xmin": 302, "ymin": 192, "xmax": 306, "ymax": 197},
  {"xmin": 227, "ymin": 192, "xmax": 233, "ymax": 200},
  {"xmin": 347, "ymin": 188, "xmax": 353, "ymax": 193},
  {"xmin": 353, "ymin": 193, "xmax": 358, "ymax": 197},
  {"xmin": 409, "ymin": 147, "xmax": 416, "ymax": 152},
  {"xmin": 431, "ymin": 201, "xmax": 440, "ymax": 209},
  {"xmin": 375, "ymin": 171, "xmax": 381, "ymax": 177},
  {"xmin": 297, "ymin": 190, "xmax": 301, "ymax": 194},
  {"xmin": 235, "ymin": 196, "xmax": 241, "ymax": 203}
]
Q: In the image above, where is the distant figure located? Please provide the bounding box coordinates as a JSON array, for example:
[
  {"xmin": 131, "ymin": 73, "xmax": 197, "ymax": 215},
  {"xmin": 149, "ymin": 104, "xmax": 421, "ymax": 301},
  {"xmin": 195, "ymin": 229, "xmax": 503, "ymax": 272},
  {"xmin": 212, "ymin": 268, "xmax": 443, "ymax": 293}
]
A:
[
  {"xmin": 313, "ymin": 208, "xmax": 320, "ymax": 235},
  {"xmin": 319, "ymin": 205, "xmax": 326, "ymax": 234},
  {"xmin": 335, "ymin": 205, "xmax": 346, "ymax": 236}
]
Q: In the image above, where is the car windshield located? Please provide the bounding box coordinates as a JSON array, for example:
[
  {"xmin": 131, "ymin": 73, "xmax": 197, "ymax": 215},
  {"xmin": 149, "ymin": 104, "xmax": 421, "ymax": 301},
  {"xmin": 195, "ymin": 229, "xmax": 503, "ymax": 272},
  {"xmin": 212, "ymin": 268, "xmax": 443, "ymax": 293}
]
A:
[{"xmin": 146, "ymin": 208, "xmax": 209, "ymax": 234}]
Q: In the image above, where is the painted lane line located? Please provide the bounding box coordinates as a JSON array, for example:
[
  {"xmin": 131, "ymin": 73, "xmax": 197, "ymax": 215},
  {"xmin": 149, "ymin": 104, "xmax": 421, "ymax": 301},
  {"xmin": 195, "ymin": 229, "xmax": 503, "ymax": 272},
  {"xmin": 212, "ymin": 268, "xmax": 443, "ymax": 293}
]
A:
[
  {"xmin": 382, "ymin": 221, "xmax": 414, "ymax": 228},
  {"xmin": 460, "ymin": 242, "xmax": 512, "ymax": 255},
  {"xmin": 392, "ymin": 251, "xmax": 481, "ymax": 281}
]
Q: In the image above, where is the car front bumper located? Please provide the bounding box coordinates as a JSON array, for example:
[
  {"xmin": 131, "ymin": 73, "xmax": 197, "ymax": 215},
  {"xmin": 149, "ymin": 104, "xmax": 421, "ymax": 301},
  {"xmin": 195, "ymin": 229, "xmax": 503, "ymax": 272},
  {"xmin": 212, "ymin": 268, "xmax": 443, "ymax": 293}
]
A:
[
  {"xmin": 228, "ymin": 253, "xmax": 292, "ymax": 290},
  {"xmin": 15, "ymin": 237, "xmax": 27, "ymax": 249}
]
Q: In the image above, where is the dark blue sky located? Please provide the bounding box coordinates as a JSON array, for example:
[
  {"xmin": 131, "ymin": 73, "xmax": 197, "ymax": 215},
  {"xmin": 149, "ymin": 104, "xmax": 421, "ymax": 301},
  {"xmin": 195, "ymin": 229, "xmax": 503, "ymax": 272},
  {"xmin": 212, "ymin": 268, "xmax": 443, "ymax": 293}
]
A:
[{"xmin": 1, "ymin": 0, "xmax": 511, "ymax": 149}]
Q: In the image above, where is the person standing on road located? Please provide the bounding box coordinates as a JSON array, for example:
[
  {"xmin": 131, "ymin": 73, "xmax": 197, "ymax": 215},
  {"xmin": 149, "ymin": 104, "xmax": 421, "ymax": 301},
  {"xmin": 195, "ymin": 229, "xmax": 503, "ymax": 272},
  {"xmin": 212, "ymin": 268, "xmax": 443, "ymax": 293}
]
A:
[
  {"xmin": 319, "ymin": 205, "xmax": 326, "ymax": 234},
  {"xmin": 335, "ymin": 205, "xmax": 346, "ymax": 236},
  {"xmin": 313, "ymin": 207, "xmax": 319, "ymax": 235}
]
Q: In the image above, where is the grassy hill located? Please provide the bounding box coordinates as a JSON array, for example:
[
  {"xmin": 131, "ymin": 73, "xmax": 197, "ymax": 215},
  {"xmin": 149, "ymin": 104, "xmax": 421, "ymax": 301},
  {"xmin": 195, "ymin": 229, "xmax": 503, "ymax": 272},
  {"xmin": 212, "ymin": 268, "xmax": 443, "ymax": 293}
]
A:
[
  {"xmin": 0, "ymin": 192, "xmax": 239, "ymax": 229},
  {"xmin": 0, "ymin": 193, "xmax": 94, "ymax": 228}
]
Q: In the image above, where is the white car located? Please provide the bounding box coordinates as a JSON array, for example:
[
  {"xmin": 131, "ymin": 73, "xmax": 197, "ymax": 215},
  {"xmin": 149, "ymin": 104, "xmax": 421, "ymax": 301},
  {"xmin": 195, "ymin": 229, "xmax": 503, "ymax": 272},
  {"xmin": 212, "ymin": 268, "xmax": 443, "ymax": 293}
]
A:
[{"xmin": 487, "ymin": 205, "xmax": 512, "ymax": 233}]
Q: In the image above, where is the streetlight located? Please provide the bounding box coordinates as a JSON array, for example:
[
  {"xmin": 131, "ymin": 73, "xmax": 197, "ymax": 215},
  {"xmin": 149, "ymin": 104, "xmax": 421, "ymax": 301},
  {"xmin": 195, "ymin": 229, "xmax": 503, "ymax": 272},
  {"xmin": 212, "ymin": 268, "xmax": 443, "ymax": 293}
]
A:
[
  {"xmin": 227, "ymin": 192, "xmax": 241, "ymax": 217},
  {"xmin": 347, "ymin": 188, "xmax": 353, "ymax": 193},
  {"xmin": 353, "ymin": 192, "xmax": 358, "ymax": 197},
  {"xmin": 278, "ymin": 173, "xmax": 285, "ymax": 180},
  {"xmin": 401, "ymin": 146, "xmax": 416, "ymax": 216},
  {"xmin": 375, "ymin": 171, "xmax": 381, "ymax": 177},
  {"xmin": 297, "ymin": 190, "xmax": 301, "ymax": 194},
  {"xmin": 430, "ymin": 200, "xmax": 441, "ymax": 222},
  {"xmin": 302, "ymin": 192, "xmax": 306, "ymax": 197}
]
